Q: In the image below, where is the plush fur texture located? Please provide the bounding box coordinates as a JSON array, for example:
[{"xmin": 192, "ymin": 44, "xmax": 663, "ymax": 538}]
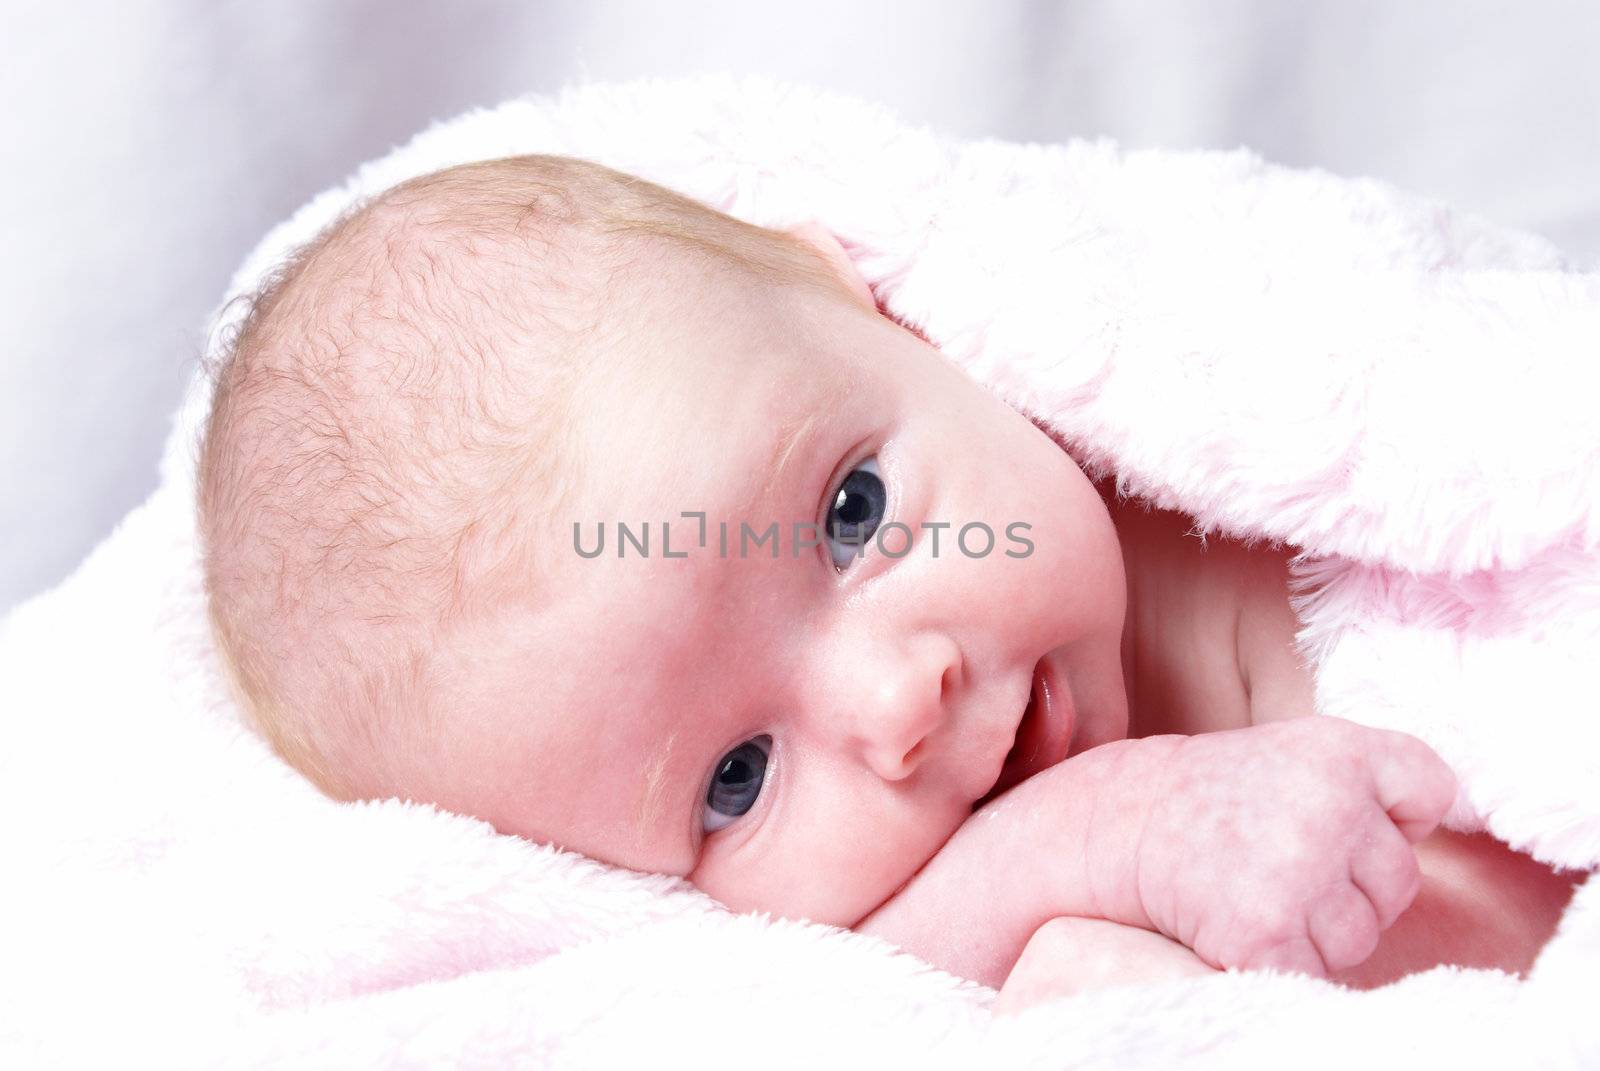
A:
[{"xmin": 4, "ymin": 75, "xmax": 1597, "ymax": 1068}]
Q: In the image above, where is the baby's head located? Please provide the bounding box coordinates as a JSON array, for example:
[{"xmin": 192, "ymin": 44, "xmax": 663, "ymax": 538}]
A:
[{"xmin": 198, "ymin": 155, "xmax": 1131, "ymax": 927}]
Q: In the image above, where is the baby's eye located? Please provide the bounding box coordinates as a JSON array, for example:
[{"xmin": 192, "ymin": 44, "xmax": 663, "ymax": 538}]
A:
[
  {"xmin": 703, "ymin": 735, "xmax": 772, "ymax": 833},
  {"xmin": 824, "ymin": 456, "xmax": 886, "ymax": 570}
]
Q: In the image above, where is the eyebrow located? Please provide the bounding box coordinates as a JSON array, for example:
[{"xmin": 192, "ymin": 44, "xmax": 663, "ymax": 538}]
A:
[
  {"xmin": 636, "ymin": 728, "xmax": 679, "ymax": 852},
  {"xmin": 731, "ymin": 409, "xmax": 817, "ymax": 522},
  {"xmin": 742, "ymin": 370, "xmax": 859, "ymax": 520},
  {"xmin": 771, "ymin": 410, "xmax": 825, "ymax": 495}
]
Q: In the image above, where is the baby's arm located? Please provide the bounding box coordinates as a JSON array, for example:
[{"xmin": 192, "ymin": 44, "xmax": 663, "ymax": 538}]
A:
[
  {"xmin": 857, "ymin": 717, "xmax": 1456, "ymax": 990},
  {"xmin": 858, "ymin": 734, "xmax": 1177, "ymax": 988}
]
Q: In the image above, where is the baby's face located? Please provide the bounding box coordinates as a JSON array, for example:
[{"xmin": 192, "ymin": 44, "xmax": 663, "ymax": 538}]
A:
[{"xmin": 420, "ymin": 251, "xmax": 1131, "ymax": 927}]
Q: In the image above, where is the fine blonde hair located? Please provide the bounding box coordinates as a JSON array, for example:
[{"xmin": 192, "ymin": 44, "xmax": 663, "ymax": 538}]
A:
[{"xmin": 197, "ymin": 154, "xmax": 850, "ymax": 798}]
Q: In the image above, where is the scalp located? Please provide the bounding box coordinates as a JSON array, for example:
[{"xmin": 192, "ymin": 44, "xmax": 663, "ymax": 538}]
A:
[
  {"xmin": 198, "ymin": 158, "xmax": 608, "ymax": 796},
  {"xmin": 196, "ymin": 155, "xmax": 852, "ymax": 798}
]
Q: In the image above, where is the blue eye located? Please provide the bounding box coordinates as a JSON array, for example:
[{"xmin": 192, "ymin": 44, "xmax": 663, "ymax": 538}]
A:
[
  {"xmin": 824, "ymin": 456, "xmax": 886, "ymax": 570},
  {"xmin": 703, "ymin": 735, "xmax": 772, "ymax": 832}
]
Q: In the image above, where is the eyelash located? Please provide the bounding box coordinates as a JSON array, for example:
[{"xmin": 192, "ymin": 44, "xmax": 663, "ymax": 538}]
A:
[
  {"xmin": 819, "ymin": 450, "xmax": 892, "ymax": 574},
  {"xmin": 702, "ymin": 734, "xmax": 773, "ymax": 835}
]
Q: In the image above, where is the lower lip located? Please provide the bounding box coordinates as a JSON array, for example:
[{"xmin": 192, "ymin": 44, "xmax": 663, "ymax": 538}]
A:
[{"xmin": 978, "ymin": 650, "xmax": 1074, "ymax": 806}]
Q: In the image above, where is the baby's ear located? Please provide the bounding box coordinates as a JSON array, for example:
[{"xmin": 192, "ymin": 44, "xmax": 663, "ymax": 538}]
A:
[{"xmin": 784, "ymin": 221, "xmax": 877, "ymax": 311}]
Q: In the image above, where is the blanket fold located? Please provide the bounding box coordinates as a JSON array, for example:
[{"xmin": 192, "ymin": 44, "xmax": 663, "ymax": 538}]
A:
[{"xmin": 5, "ymin": 75, "xmax": 1596, "ymax": 1068}]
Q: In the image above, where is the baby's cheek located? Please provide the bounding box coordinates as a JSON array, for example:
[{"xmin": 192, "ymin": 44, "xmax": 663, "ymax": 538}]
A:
[
  {"xmin": 692, "ymin": 796, "xmax": 964, "ymax": 927},
  {"xmin": 690, "ymin": 839, "xmax": 901, "ymax": 927}
]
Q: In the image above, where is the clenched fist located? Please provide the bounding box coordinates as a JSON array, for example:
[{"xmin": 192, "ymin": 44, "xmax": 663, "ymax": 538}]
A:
[{"xmin": 1088, "ymin": 717, "xmax": 1458, "ymax": 976}]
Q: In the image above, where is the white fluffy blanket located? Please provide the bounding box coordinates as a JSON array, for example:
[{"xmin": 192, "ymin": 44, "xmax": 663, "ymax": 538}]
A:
[{"xmin": 5, "ymin": 76, "xmax": 1598, "ymax": 1068}]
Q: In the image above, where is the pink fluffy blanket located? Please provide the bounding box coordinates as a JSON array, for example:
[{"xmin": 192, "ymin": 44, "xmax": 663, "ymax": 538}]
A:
[{"xmin": 4, "ymin": 76, "xmax": 1598, "ymax": 1067}]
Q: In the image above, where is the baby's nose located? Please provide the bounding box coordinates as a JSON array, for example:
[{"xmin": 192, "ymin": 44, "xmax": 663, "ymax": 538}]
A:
[{"xmin": 852, "ymin": 633, "xmax": 961, "ymax": 781}]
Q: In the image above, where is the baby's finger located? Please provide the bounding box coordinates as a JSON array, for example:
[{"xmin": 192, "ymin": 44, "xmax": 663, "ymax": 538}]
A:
[
  {"xmin": 1349, "ymin": 822, "xmax": 1423, "ymax": 929},
  {"xmin": 1307, "ymin": 884, "xmax": 1381, "ymax": 971},
  {"xmin": 1241, "ymin": 933, "xmax": 1328, "ymax": 979},
  {"xmin": 1368, "ymin": 729, "xmax": 1458, "ymax": 843}
]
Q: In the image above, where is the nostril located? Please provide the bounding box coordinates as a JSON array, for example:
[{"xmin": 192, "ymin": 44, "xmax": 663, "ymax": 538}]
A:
[
  {"xmin": 940, "ymin": 648, "xmax": 963, "ymax": 697},
  {"xmin": 879, "ymin": 737, "xmax": 928, "ymax": 781}
]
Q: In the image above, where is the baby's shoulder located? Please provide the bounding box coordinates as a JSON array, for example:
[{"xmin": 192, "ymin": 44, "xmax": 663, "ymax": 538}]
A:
[
  {"xmin": 1231, "ymin": 541, "xmax": 1319, "ymax": 725},
  {"xmin": 1106, "ymin": 487, "xmax": 1315, "ymax": 733}
]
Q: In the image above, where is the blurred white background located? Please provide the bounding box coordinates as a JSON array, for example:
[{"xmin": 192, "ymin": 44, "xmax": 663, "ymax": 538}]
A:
[{"xmin": 4, "ymin": 0, "xmax": 1598, "ymax": 613}]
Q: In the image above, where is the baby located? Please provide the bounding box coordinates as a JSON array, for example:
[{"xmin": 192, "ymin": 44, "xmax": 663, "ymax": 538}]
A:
[{"xmin": 196, "ymin": 155, "xmax": 1578, "ymax": 1006}]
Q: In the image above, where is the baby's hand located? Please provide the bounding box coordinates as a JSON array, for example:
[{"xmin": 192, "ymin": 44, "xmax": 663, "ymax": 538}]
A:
[{"xmin": 1096, "ymin": 718, "xmax": 1457, "ymax": 977}]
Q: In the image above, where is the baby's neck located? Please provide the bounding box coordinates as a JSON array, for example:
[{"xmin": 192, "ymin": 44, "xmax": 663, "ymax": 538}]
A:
[{"xmin": 1094, "ymin": 476, "xmax": 1256, "ymax": 739}]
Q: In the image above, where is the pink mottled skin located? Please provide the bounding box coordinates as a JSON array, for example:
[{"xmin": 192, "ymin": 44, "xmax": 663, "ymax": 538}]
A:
[{"xmin": 861, "ymin": 708, "xmax": 1461, "ymax": 989}]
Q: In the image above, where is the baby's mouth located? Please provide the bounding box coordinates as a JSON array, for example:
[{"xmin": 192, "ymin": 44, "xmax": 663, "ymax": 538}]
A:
[{"xmin": 974, "ymin": 650, "xmax": 1073, "ymax": 810}]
